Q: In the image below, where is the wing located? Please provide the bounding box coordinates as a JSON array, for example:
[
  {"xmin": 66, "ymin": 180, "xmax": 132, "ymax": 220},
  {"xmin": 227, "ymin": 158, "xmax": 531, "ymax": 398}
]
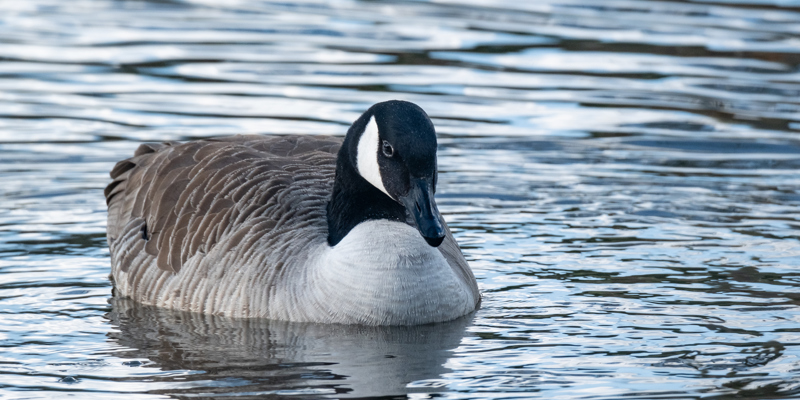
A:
[{"xmin": 105, "ymin": 135, "xmax": 341, "ymax": 274}]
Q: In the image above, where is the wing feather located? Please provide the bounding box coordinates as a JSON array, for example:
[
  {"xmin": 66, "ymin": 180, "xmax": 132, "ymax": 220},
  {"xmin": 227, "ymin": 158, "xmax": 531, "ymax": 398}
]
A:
[{"xmin": 106, "ymin": 135, "xmax": 341, "ymax": 275}]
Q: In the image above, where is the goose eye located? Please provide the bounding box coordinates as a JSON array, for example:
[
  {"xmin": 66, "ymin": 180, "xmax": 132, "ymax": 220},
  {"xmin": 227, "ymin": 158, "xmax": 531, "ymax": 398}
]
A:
[{"xmin": 382, "ymin": 140, "xmax": 394, "ymax": 157}]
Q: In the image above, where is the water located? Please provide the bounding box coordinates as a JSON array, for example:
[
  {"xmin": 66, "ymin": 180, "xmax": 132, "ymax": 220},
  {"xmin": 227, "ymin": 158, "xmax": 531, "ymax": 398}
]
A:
[{"xmin": 1, "ymin": 0, "xmax": 800, "ymax": 398}]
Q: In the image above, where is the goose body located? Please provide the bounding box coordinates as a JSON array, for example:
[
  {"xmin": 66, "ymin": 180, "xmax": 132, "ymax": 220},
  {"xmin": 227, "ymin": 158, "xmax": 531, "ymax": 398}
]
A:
[{"xmin": 106, "ymin": 101, "xmax": 480, "ymax": 325}]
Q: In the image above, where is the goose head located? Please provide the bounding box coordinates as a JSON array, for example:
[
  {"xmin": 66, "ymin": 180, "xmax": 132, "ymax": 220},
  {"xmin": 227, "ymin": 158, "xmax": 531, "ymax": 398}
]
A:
[{"xmin": 328, "ymin": 100, "xmax": 446, "ymax": 248}]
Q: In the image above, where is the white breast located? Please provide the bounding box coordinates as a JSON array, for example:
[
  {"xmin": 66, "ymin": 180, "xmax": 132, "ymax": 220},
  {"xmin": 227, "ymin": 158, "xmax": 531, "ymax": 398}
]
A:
[{"xmin": 287, "ymin": 220, "xmax": 479, "ymax": 325}]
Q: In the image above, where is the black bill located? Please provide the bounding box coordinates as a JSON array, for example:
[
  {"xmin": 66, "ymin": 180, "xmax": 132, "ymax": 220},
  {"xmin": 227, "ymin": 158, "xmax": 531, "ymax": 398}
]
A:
[{"xmin": 399, "ymin": 177, "xmax": 446, "ymax": 247}]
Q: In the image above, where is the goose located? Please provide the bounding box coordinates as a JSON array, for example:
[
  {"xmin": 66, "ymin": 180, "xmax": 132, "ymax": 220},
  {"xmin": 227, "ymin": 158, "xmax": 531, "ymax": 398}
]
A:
[{"xmin": 105, "ymin": 100, "xmax": 480, "ymax": 325}]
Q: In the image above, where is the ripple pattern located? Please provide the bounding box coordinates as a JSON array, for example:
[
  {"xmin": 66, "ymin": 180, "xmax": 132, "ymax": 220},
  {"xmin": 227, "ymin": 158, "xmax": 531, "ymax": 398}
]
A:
[{"xmin": 1, "ymin": 0, "xmax": 800, "ymax": 398}]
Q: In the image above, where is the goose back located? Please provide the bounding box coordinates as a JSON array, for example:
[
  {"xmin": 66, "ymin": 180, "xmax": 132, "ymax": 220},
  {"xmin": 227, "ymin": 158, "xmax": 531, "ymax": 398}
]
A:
[{"xmin": 107, "ymin": 135, "xmax": 337, "ymax": 314}]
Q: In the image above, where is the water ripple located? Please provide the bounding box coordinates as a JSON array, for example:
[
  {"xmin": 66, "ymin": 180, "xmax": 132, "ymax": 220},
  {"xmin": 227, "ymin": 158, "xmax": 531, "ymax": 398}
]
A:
[{"xmin": 1, "ymin": 0, "xmax": 800, "ymax": 398}]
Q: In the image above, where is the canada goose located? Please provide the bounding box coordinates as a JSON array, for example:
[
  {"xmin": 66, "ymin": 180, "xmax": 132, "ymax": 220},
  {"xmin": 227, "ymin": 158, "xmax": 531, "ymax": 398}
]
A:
[{"xmin": 105, "ymin": 100, "xmax": 480, "ymax": 325}]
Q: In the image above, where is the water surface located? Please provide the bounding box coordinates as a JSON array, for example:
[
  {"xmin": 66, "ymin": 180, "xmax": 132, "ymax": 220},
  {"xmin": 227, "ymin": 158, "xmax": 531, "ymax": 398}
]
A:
[{"xmin": 1, "ymin": 0, "xmax": 800, "ymax": 398}]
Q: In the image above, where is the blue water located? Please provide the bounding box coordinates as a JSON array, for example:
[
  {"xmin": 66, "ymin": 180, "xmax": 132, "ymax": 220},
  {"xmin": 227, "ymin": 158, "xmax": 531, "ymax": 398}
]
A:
[{"xmin": 1, "ymin": 0, "xmax": 800, "ymax": 398}]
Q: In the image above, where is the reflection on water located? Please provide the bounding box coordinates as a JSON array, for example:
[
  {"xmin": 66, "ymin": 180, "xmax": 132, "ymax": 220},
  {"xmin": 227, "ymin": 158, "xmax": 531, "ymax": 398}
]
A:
[
  {"xmin": 107, "ymin": 298, "xmax": 472, "ymax": 398},
  {"xmin": 1, "ymin": 0, "xmax": 800, "ymax": 398}
]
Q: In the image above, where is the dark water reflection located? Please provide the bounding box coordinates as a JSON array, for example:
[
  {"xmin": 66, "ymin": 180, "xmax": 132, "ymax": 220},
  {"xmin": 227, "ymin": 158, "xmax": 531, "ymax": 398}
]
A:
[
  {"xmin": 107, "ymin": 298, "xmax": 472, "ymax": 398},
  {"xmin": 1, "ymin": 0, "xmax": 800, "ymax": 398}
]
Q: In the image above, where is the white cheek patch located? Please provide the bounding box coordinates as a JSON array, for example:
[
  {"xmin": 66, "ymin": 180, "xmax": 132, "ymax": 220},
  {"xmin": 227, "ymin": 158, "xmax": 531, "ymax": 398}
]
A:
[{"xmin": 356, "ymin": 116, "xmax": 391, "ymax": 198}]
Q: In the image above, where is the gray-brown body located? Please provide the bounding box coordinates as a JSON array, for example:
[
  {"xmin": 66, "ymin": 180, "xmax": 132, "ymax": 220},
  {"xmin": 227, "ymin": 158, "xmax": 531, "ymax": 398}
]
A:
[{"xmin": 106, "ymin": 135, "xmax": 479, "ymax": 324}]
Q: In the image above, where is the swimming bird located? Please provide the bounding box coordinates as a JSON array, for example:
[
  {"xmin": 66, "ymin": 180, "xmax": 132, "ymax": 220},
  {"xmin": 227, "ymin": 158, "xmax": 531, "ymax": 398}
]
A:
[{"xmin": 105, "ymin": 100, "xmax": 480, "ymax": 325}]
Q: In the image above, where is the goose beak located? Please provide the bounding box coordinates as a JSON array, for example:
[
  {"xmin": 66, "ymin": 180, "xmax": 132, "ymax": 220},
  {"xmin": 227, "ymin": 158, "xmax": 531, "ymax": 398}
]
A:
[{"xmin": 400, "ymin": 177, "xmax": 446, "ymax": 247}]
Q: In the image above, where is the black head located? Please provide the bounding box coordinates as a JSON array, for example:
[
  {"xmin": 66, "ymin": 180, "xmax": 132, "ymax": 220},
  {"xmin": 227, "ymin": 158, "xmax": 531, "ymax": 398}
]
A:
[{"xmin": 327, "ymin": 100, "xmax": 446, "ymax": 247}]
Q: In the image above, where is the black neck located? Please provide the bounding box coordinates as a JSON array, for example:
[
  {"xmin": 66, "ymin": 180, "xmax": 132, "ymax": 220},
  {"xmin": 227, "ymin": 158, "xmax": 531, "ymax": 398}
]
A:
[{"xmin": 326, "ymin": 141, "xmax": 405, "ymax": 246}]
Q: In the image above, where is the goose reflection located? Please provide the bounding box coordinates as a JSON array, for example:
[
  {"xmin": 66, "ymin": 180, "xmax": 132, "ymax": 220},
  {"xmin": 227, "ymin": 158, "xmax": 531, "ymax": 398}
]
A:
[{"xmin": 105, "ymin": 298, "xmax": 474, "ymax": 398}]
